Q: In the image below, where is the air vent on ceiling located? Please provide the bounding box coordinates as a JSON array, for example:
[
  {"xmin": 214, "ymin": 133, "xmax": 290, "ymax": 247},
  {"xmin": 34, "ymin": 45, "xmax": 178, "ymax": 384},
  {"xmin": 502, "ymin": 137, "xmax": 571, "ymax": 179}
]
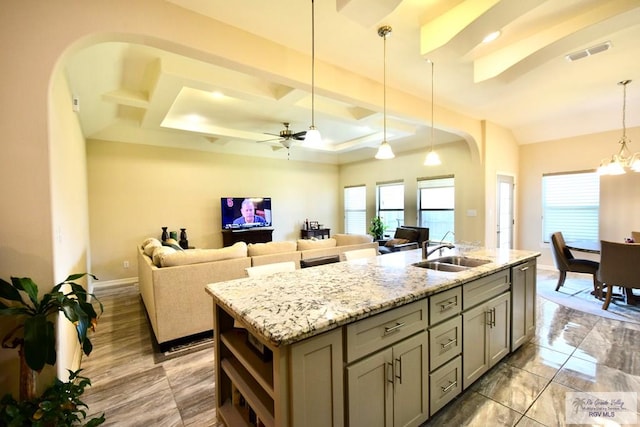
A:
[{"xmin": 565, "ymin": 41, "xmax": 612, "ymax": 62}]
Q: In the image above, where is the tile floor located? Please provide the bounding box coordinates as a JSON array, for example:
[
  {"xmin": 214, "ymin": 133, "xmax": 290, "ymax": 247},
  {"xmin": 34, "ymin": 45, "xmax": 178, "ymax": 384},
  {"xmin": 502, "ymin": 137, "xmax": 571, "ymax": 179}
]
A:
[{"xmin": 81, "ymin": 270, "xmax": 640, "ymax": 426}]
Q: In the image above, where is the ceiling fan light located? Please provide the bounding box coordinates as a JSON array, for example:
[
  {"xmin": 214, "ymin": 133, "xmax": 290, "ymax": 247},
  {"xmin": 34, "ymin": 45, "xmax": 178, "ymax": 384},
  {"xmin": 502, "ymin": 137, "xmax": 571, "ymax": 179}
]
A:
[
  {"xmin": 424, "ymin": 150, "xmax": 441, "ymax": 166},
  {"xmin": 303, "ymin": 127, "xmax": 322, "ymax": 147},
  {"xmin": 375, "ymin": 141, "xmax": 395, "ymax": 159}
]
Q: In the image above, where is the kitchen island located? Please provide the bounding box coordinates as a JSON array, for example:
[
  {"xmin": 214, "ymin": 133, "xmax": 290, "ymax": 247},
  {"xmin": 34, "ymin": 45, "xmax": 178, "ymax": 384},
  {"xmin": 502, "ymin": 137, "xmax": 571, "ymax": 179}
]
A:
[{"xmin": 206, "ymin": 247, "xmax": 539, "ymax": 427}]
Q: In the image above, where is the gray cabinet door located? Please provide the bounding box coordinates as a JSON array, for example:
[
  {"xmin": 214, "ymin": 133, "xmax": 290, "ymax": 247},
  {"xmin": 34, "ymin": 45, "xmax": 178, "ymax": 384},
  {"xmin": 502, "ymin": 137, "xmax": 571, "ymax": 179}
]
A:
[
  {"xmin": 347, "ymin": 348, "xmax": 393, "ymax": 427},
  {"xmin": 488, "ymin": 292, "xmax": 511, "ymax": 367},
  {"xmin": 291, "ymin": 328, "xmax": 344, "ymax": 427},
  {"xmin": 393, "ymin": 331, "xmax": 429, "ymax": 427},
  {"xmin": 462, "ymin": 303, "xmax": 489, "ymax": 389},
  {"xmin": 511, "ymin": 260, "xmax": 536, "ymax": 350}
]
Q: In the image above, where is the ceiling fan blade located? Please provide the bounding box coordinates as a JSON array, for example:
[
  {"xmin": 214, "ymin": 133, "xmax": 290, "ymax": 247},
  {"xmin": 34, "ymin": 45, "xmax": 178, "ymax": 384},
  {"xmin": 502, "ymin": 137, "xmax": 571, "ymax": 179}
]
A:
[
  {"xmin": 292, "ymin": 130, "xmax": 307, "ymax": 140},
  {"xmin": 257, "ymin": 136, "xmax": 282, "ymax": 143}
]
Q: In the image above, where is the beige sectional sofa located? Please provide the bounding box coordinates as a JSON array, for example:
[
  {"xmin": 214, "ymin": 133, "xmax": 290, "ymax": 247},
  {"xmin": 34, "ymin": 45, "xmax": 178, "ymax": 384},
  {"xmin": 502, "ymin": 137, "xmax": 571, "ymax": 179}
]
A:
[{"xmin": 137, "ymin": 234, "xmax": 378, "ymax": 345}]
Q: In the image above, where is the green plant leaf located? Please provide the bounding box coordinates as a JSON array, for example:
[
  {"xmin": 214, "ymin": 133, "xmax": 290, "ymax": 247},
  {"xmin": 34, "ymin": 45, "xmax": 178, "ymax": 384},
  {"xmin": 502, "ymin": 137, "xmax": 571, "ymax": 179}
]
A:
[
  {"xmin": 11, "ymin": 277, "xmax": 39, "ymax": 310},
  {"xmin": 23, "ymin": 315, "xmax": 56, "ymax": 371},
  {"xmin": 0, "ymin": 278, "xmax": 23, "ymax": 304}
]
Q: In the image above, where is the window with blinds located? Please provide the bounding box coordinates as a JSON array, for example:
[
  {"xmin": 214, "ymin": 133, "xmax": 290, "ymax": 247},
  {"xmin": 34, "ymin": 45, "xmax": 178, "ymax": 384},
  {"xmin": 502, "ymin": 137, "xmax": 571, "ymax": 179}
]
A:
[
  {"xmin": 542, "ymin": 171, "xmax": 599, "ymax": 242},
  {"xmin": 344, "ymin": 186, "xmax": 366, "ymax": 235},
  {"xmin": 418, "ymin": 177, "xmax": 454, "ymax": 241},
  {"xmin": 377, "ymin": 182, "xmax": 404, "ymax": 234}
]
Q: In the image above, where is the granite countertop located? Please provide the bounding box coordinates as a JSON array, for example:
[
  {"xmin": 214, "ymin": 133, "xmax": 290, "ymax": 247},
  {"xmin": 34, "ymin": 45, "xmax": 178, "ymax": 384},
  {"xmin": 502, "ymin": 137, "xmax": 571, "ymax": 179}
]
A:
[{"xmin": 205, "ymin": 247, "xmax": 540, "ymax": 347}]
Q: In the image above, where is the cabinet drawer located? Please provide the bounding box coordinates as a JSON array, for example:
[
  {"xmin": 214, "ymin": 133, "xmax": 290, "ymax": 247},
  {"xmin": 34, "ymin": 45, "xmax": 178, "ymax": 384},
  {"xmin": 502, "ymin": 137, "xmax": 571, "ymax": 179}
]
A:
[
  {"xmin": 463, "ymin": 270, "xmax": 510, "ymax": 310},
  {"xmin": 346, "ymin": 299, "xmax": 428, "ymax": 363},
  {"xmin": 429, "ymin": 315, "xmax": 462, "ymax": 371},
  {"xmin": 429, "ymin": 287, "xmax": 461, "ymax": 325},
  {"xmin": 429, "ymin": 355, "xmax": 462, "ymax": 416}
]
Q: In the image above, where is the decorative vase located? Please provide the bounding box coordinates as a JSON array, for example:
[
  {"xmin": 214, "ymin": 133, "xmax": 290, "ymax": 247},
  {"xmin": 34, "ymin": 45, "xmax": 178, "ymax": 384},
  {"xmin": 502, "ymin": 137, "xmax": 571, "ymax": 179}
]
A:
[
  {"xmin": 179, "ymin": 228, "xmax": 189, "ymax": 249},
  {"xmin": 161, "ymin": 227, "xmax": 169, "ymax": 241}
]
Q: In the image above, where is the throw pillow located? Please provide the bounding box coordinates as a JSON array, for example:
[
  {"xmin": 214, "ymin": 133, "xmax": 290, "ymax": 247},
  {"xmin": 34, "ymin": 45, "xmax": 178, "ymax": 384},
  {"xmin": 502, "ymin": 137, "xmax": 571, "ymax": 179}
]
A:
[
  {"xmin": 162, "ymin": 238, "xmax": 183, "ymax": 251},
  {"xmin": 385, "ymin": 238, "xmax": 410, "ymax": 247},
  {"xmin": 141, "ymin": 237, "xmax": 161, "ymax": 249},
  {"xmin": 143, "ymin": 239, "xmax": 162, "ymax": 256}
]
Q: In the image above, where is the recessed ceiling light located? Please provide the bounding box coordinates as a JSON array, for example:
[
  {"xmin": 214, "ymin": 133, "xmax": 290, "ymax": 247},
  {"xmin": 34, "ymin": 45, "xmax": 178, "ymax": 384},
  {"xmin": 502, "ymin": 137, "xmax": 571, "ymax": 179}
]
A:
[{"xmin": 482, "ymin": 30, "xmax": 501, "ymax": 44}]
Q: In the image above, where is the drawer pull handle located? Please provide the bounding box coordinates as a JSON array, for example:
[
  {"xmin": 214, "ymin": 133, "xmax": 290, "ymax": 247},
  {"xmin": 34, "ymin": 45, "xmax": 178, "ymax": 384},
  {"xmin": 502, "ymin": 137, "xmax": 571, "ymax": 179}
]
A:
[
  {"xmin": 520, "ymin": 266, "xmax": 530, "ymax": 271},
  {"xmin": 441, "ymin": 338, "xmax": 457, "ymax": 349},
  {"xmin": 439, "ymin": 300, "xmax": 457, "ymax": 311},
  {"xmin": 441, "ymin": 380, "xmax": 457, "ymax": 394},
  {"xmin": 384, "ymin": 322, "xmax": 406, "ymax": 335}
]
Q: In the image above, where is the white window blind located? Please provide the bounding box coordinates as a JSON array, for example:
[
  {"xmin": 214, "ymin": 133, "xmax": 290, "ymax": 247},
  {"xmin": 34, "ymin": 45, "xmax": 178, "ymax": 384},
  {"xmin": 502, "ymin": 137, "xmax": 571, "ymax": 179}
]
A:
[
  {"xmin": 377, "ymin": 182, "xmax": 404, "ymax": 233},
  {"xmin": 344, "ymin": 186, "xmax": 366, "ymax": 235},
  {"xmin": 542, "ymin": 171, "xmax": 599, "ymax": 242},
  {"xmin": 418, "ymin": 177, "xmax": 455, "ymax": 241}
]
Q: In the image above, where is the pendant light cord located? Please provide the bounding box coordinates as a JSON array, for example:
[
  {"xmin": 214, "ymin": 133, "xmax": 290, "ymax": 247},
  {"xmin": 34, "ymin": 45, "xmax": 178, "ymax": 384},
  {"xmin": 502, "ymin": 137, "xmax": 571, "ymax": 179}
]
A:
[
  {"xmin": 383, "ymin": 30, "xmax": 387, "ymax": 141},
  {"xmin": 311, "ymin": 0, "xmax": 316, "ymax": 128},
  {"xmin": 621, "ymin": 80, "xmax": 627, "ymax": 140},
  {"xmin": 430, "ymin": 60, "xmax": 434, "ymax": 152}
]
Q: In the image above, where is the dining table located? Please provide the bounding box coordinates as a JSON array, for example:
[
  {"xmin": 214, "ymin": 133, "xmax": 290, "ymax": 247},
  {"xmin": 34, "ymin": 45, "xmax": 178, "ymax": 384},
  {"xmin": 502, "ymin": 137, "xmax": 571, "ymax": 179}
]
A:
[{"xmin": 566, "ymin": 239, "xmax": 638, "ymax": 306}]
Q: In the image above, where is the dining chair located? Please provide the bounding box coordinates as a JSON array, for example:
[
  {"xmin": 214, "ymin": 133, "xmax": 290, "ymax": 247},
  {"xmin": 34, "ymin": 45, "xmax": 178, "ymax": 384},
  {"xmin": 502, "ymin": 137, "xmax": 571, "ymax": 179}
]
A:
[
  {"xmin": 343, "ymin": 247, "xmax": 378, "ymax": 261},
  {"xmin": 550, "ymin": 231, "xmax": 602, "ymax": 297},
  {"xmin": 598, "ymin": 240, "xmax": 640, "ymax": 310},
  {"xmin": 246, "ymin": 261, "xmax": 296, "ymax": 277}
]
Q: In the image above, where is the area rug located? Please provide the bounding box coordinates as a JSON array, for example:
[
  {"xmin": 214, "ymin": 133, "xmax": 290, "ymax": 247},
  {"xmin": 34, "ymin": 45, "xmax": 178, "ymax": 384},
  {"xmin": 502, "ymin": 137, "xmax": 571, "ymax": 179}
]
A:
[
  {"xmin": 537, "ymin": 270, "xmax": 640, "ymax": 324},
  {"xmin": 152, "ymin": 331, "xmax": 214, "ymax": 364}
]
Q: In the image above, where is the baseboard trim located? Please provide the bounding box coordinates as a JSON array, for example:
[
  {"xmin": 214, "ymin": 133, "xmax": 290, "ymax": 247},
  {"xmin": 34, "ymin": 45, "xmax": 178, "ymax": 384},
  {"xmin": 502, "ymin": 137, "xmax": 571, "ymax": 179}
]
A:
[{"xmin": 92, "ymin": 277, "xmax": 138, "ymax": 290}]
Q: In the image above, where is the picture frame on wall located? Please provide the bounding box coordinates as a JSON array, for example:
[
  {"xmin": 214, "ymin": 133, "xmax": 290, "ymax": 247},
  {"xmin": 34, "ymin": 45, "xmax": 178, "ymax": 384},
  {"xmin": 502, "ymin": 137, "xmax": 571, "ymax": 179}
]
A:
[{"xmin": 309, "ymin": 221, "xmax": 319, "ymax": 230}]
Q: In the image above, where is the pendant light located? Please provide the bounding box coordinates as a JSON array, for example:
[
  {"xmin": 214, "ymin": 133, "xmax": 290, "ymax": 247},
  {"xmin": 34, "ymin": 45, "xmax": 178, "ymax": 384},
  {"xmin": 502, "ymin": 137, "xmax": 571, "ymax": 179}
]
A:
[
  {"xmin": 304, "ymin": 0, "xmax": 322, "ymax": 146},
  {"xmin": 424, "ymin": 59, "xmax": 441, "ymax": 166},
  {"xmin": 375, "ymin": 25, "xmax": 395, "ymax": 160},
  {"xmin": 597, "ymin": 80, "xmax": 640, "ymax": 175}
]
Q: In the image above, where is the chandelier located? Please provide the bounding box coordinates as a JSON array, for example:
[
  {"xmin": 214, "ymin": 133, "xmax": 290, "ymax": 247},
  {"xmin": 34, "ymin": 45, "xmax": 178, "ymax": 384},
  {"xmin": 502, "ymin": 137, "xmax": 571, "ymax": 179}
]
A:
[{"xmin": 597, "ymin": 80, "xmax": 640, "ymax": 175}]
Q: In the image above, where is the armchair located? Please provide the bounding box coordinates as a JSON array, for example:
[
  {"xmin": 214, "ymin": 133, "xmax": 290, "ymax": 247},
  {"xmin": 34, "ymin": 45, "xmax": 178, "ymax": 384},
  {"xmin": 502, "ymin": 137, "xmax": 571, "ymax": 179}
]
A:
[
  {"xmin": 378, "ymin": 226, "xmax": 429, "ymax": 254},
  {"xmin": 550, "ymin": 231, "xmax": 601, "ymax": 297}
]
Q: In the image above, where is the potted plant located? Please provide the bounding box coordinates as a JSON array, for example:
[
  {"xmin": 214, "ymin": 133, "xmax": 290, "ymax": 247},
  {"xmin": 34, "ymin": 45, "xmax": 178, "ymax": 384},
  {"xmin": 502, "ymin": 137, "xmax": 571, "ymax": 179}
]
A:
[
  {"xmin": 369, "ymin": 216, "xmax": 387, "ymax": 240},
  {"xmin": 0, "ymin": 273, "xmax": 105, "ymax": 425}
]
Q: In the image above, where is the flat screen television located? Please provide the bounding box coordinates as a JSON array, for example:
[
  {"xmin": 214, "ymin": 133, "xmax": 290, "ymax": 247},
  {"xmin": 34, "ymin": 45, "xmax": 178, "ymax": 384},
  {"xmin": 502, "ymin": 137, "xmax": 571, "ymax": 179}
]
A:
[{"xmin": 221, "ymin": 197, "xmax": 272, "ymax": 229}]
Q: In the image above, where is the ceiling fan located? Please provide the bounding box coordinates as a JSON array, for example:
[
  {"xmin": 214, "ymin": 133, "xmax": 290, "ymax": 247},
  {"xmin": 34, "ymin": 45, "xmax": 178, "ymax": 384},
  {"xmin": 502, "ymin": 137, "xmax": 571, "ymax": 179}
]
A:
[{"xmin": 259, "ymin": 122, "xmax": 307, "ymax": 149}]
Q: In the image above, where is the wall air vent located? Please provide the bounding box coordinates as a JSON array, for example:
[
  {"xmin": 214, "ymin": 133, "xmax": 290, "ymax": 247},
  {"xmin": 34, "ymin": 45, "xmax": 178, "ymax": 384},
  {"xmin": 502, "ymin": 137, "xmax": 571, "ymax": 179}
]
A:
[{"xmin": 565, "ymin": 41, "xmax": 612, "ymax": 62}]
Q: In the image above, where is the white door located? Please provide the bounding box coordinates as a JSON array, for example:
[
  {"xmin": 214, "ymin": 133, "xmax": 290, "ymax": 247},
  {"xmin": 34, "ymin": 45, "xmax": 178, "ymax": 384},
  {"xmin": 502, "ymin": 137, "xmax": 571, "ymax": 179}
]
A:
[{"xmin": 497, "ymin": 175, "xmax": 514, "ymax": 249}]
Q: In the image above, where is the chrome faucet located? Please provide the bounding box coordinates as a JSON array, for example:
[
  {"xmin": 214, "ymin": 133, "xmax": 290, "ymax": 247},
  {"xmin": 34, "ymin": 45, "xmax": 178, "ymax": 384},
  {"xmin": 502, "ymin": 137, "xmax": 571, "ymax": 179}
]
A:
[
  {"xmin": 422, "ymin": 241, "xmax": 455, "ymax": 259},
  {"xmin": 440, "ymin": 230, "xmax": 455, "ymax": 244}
]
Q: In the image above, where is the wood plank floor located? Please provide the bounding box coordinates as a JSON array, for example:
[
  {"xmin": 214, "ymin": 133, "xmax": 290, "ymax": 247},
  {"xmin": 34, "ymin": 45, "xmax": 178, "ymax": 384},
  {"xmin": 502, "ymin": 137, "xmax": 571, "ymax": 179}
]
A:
[{"xmin": 81, "ymin": 271, "xmax": 640, "ymax": 426}]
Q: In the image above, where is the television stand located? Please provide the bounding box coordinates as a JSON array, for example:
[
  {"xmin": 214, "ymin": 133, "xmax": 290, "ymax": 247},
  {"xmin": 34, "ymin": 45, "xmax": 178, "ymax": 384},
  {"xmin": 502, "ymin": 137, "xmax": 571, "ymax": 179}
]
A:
[{"xmin": 222, "ymin": 228, "xmax": 273, "ymax": 246}]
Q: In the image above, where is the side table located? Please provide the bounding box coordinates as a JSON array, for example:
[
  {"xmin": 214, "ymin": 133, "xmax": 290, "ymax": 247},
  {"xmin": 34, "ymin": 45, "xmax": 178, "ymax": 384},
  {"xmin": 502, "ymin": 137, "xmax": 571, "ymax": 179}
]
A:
[{"xmin": 300, "ymin": 228, "xmax": 331, "ymax": 239}]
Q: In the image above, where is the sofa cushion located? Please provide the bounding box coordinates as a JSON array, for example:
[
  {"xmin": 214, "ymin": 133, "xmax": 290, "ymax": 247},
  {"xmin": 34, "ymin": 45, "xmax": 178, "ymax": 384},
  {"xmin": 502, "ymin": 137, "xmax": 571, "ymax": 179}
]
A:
[
  {"xmin": 394, "ymin": 228, "xmax": 419, "ymax": 242},
  {"xmin": 248, "ymin": 241, "xmax": 297, "ymax": 257},
  {"xmin": 297, "ymin": 238, "xmax": 337, "ymax": 251},
  {"xmin": 334, "ymin": 233, "xmax": 373, "ymax": 246},
  {"xmin": 152, "ymin": 246, "xmax": 176, "ymax": 267},
  {"xmin": 159, "ymin": 241, "xmax": 248, "ymax": 267},
  {"xmin": 385, "ymin": 238, "xmax": 410, "ymax": 247},
  {"xmin": 143, "ymin": 238, "xmax": 162, "ymax": 256}
]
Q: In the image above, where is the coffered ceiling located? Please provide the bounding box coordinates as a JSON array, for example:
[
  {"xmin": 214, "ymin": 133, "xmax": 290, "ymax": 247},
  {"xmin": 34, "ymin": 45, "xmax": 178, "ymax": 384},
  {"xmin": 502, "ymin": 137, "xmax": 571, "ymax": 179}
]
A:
[{"xmin": 66, "ymin": 0, "xmax": 640, "ymax": 164}]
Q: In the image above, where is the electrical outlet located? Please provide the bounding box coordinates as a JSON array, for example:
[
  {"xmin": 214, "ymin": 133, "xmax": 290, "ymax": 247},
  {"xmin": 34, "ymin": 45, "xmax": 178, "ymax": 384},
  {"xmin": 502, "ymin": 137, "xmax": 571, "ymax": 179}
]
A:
[{"xmin": 123, "ymin": 260, "xmax": 130, "ymax": 269}]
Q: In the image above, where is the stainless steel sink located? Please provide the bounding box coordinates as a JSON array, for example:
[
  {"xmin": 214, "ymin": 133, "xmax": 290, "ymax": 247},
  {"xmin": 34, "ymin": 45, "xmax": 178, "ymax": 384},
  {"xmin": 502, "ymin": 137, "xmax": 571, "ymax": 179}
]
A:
[
  {"xmin": 430, "ymin": 256, "xmax": 491, "ymax": 268},
  {"xmin": 412, "ymin": 256, "xmax": 491, "ymax": 272},
  {"xmin": 412, "ymin": 261, "xmax": 469, "ymax": 272}
]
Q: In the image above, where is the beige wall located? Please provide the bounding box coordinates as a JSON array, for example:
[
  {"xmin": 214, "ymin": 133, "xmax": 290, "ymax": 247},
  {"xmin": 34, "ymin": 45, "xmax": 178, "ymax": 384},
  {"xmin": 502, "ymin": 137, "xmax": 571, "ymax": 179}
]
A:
[
  {"xmin": 483, "ymin": 121, "xmax": 520, "ymax": 248},
  {"xmin": 338, "ymin": 141, "xmax": 485, "ymax": 244},
  {"xmin": 87, "ymin": 140, "xmax": 339, "ymax": 280}
]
